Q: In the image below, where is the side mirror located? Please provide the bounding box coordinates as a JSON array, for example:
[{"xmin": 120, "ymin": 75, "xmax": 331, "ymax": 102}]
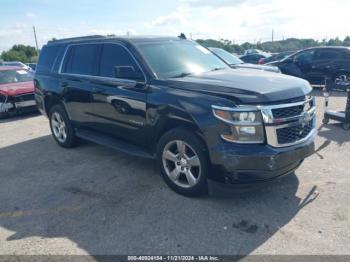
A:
[{"xmin": 113, "ymin": 66, "xmax": 144, "ymax": 81}]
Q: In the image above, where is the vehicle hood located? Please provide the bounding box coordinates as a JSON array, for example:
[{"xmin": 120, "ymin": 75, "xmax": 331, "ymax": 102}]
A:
[
  {"xmin": 0, "ymin": 81, "xmax": 34, "ymax": 96},
  {"xmin": 166, "ymin": 68, "xmax": 311, "ymax": 104},
  {"xmin": 232, "ymin": 63, "xmax": 280, "ymax": 73}
]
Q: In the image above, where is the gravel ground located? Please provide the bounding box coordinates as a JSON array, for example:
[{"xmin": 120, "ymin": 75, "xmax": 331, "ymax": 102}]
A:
[{"xmin": 0, "ymin": 90, "xmax": 349, "ymax": 256}]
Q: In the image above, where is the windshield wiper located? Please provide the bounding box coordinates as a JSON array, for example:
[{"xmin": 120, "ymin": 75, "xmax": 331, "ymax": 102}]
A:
[{"xmin": 171, "ymin": 72, "xmax": 193, "ymax": 78}]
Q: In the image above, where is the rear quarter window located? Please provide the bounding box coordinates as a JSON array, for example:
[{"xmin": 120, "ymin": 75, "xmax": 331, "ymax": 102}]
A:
[{"xmin": 36, "ymin": 45, "xmax": 61, "ymax": 73}]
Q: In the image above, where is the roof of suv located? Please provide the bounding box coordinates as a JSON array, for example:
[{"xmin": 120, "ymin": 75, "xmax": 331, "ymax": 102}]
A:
[
  {"xmin": 305, "ymin": 46, "xmax": 350, "ymax": 51},
  {"xmin": 47, "ymin": 35, "xmax": 181, "ymax": 45}
]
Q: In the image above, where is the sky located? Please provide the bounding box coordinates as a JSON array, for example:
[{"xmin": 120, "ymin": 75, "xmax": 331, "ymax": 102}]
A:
[{"xmin": 0, "ymin": 0, "xmax": 349, "ymax": 52}]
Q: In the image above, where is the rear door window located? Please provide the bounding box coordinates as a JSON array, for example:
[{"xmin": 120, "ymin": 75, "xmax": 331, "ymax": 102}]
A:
[{"xmin": 62, "ymin": 44, "xmax": 98, "ymax": 75}]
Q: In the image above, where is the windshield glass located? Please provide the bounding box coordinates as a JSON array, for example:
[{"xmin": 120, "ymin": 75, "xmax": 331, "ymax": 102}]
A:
[
  {"xmin": 0, "ymin": 69, "xmax": 33, "ymax": 85},
  {"xmin": 135, "ymin": 40, "xmax": 229, "ymax": 79},
  {"xmin": 209, "ymin": 47, "xmax": 244, "ymax": 65}
]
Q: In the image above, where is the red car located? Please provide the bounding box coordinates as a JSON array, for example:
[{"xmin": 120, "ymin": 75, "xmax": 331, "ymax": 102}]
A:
[{"xmin": 0, "ymin": 66, "xmax": 36, "ymax": 117}]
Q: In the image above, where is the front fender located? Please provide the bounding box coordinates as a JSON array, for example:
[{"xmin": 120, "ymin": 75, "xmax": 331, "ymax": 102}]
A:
[{"xmin": 146, "ymin": 84, "xmax": 234, "ymax": 152}]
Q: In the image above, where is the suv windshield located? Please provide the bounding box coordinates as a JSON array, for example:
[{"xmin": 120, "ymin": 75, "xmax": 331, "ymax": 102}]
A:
[
  {"xmin": 135, "ymin": 40, "xmax": 229, "ymax": 79},
  {"xmin": 0, "ymin": 69, "xmax": 33, "ymax": 85},
  {"xmin": 209, "ymin": 47, "xmax": 244, "ymax": 65}
]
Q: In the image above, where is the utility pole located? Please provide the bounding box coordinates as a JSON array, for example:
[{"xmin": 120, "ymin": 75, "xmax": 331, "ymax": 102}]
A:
[
  {"xmin": 272, "ymin": 28, "xmax": 274, "ymax": 42},
  {"xmin": 33, "ymin": 26, "xmax": 39, "ymax": 54}
]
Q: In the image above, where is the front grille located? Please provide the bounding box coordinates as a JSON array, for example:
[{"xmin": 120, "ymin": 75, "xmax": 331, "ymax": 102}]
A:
[
  {"xmin": 13, "ymin": 93, "xmax": 35, "ymax": 102},
  {"xmin": 272, "ymin": 105, "xmax": 304, "ymax": 118},
  {"xmin": 262, "ymin": 95, "xmax": 316, "ymax": 147},
  {"xmin": 276, "ymin": 120, "xmax": 313, "ymax": 144}
]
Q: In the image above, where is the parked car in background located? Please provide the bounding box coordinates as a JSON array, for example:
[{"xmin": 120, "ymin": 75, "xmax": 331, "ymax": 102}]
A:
[
  {"xmin": 259, "ymin": 51, "xmax": 295, "ymax": 64},
  {"xmin": 35, "ymin": 35, "xmax": 316, "ymax": 197},
  {"xmin": 209, "ymin": 47, "xmax": 280, "ymax": 73},
  {"xmin": 268, "ymin": 47, "xmax": 350, "ymax": 85},
  {"xmin": 26, "ymin": 63, "xmax": 37, "ymax": 71},
  {"xmin": 240, "ymin": 53, "xmax": 269, "ymax": 64},
  {"xmin": 0, "ymin": 67, "xmax": 36, "ymax": 117},
  {"xmin": 1, "ymin": 61, "xmax": 32, "ymax": 71},
  {"xmin": 244, "ymin": 49, "xmax": 267, "ymax": 55}
]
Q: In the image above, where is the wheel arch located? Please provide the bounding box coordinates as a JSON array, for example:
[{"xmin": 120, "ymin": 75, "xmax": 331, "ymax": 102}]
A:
[
  {"xmin": 154, "ymin": 117, "xmax": 209, "ymax": 157},
  {"xmin": 44, "ymin": 93, "xmax": 64, "ymax": 116}
]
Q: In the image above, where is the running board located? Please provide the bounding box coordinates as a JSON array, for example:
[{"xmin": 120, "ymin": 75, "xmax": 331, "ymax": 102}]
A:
[{"xmin": 75, "ymin": 129, "xmax": 155, "ymax": 159}]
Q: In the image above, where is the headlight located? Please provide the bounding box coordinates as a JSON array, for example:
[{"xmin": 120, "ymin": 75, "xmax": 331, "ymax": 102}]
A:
[{"xmin": 212, "ymin": 106, "xmax": 265, "ymax": 143}]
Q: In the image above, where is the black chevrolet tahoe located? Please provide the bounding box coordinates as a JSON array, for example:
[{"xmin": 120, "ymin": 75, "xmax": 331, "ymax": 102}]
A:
[{"xmin": 34, "ymin": 35, "xmax": 316, "ymax": 196}]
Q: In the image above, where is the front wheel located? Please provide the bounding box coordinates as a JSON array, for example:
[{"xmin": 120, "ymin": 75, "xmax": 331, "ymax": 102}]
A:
[{"xmin": 157, "ymin": 128, "xmax": 209, "ymax": 197}]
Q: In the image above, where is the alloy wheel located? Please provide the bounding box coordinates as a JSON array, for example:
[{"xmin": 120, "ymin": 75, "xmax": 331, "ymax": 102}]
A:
[
  {"xmin": 162, "ymin": 140, "xmax": 201, "ymax": 188},
  {"xmin": 51, "ymin": 112, "xmax": 67, "ymax": 143}
]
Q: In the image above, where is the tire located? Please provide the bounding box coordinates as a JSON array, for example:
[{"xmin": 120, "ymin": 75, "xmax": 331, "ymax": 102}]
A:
[
  {"xmin": 49, "ymin": 104, "xmax": 77, "ymax": 148},
  {"xmin": 343, "ymin": 123, "xmax": 350, "ymax": 130},
  {"xmin": 322, "ymin": 118, "xmax": 329, "ymax": 125},
  {"xmin": 157, "ymin": 128, "xmax": 209, "ymax": 197}
]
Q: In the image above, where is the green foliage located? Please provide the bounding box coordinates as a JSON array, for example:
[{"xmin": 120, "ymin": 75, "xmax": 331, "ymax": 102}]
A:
[
  {"xmin": 1, "ymin": 45, "xmax": 38, "ymax": 63},
  {"xmin": 197, "ymin": 36, "xmax": 350, "ymax": 54}
]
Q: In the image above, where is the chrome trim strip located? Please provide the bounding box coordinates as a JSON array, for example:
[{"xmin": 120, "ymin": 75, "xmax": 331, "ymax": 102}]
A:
[
  {"xmin": 265, "ymin": 118, "xmax": 317, "ymax": 148},
  {"xmin": 58, "ymin": 42, "xmax": 147, "ymax": 83},
  {"xmin": 220, "ymin": 134, "xmax": 264, "ymax": 144},
  {"xmin": 262, "ymin": 106, "xmax": 316, "ymax": 124},
  {"xmin": 259, "ymin": 96, "xmax": 313, "ymax": 110},
  {"xmin": 58, "ymin": 73, "xmax": 139, "ymax": 87}
]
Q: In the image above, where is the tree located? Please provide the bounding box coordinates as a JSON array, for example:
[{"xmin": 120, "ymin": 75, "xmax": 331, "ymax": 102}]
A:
[
  {"xmin": 196, "ymin": 36, "xmax": 350, "ymax": 55},
  {"xmin": 1, "ymin": 45, "xmax": 38, "ymax": 63},
  {"xmin": 327, "ymin": 37, "xmax": 342, "ymax": 46},
  {"xmin": 343, "ymin": 36, "xmax": 350, "ymax": 46}
]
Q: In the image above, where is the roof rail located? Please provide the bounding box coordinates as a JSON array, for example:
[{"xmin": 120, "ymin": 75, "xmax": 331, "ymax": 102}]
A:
[{"xmin": 48, "ymin": 35, "xmax": 106, "ymax": 44}]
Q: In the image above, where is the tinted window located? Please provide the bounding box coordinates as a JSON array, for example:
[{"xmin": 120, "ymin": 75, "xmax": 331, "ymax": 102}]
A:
[
  {"xmin": 314, "ymin": 49, "xmax": 343, "ymax": 60},
  {"xmin": 294, "ymin": 50, "xmax": 315, "ymax": 63},
  {"xmin": 63, "ymin": 44, "xmax": 98, "ymax": 75},
  {"xmin": 36, "ymin": 45, "xmax": 61, "ymax": 73},
  {"xmin": 99, "ymin": 43, "xmax": 141, "ymax": 78}
]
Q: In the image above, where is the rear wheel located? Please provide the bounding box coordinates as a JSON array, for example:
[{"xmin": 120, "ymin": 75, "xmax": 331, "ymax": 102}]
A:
[
  {"xmin": 49, "ymin": 104, "xmax": 77, "ymax": 148},
  {"xmin": 157, "ymin": 128, "xmax": 209, "ymax": 197}
]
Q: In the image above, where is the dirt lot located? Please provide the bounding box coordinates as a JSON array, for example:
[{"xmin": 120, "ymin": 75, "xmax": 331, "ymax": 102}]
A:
[{"xmin": 0, "ymin": 90, "xmax": 349, "ymax": 256}]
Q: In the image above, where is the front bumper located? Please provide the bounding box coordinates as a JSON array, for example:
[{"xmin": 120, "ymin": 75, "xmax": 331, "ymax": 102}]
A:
[
  {"xmin": 208, "ymin": 131, "xmax": 315, "ymax": 185},
  {"xmin": 0, "ymin": 97, "xmax": 37, "ymax": 116}
]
